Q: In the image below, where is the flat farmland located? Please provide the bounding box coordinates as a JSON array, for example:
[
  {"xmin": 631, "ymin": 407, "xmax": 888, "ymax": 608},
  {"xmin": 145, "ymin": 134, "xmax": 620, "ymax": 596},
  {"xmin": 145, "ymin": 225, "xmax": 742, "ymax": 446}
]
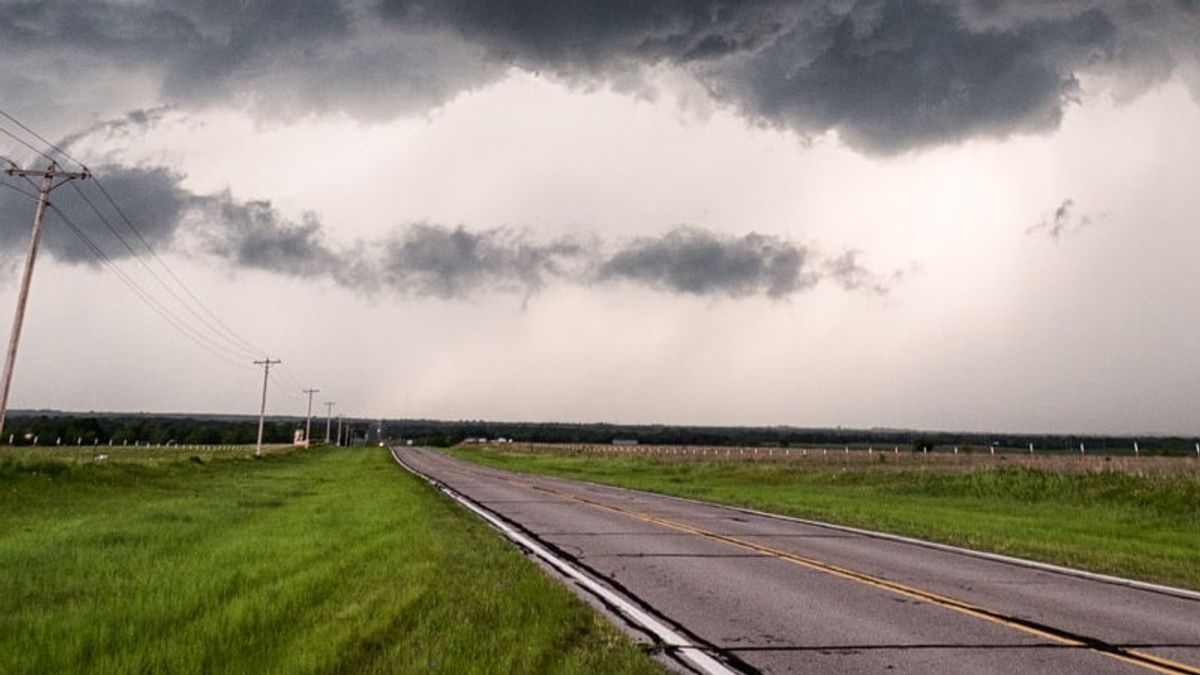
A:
[
  {"xmin": 2, "ymin": 443, "xmax": 294, "ymax": 464},
  {"xmin": 488, "ymin": 442, "xmax": 1200, "ymax": 476}
]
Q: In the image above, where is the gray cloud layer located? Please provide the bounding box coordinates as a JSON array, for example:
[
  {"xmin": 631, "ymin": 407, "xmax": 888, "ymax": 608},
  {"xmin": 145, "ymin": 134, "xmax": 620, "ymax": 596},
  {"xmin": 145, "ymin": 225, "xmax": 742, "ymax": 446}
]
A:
[
  {"xmin": 380, "ymin": 0, "xmax": 1200, "ymax": 152},
  {"xmin": 0, "ymin": 166, "xmax": 189, "ymax": 263},
  {"xmin": 0, "ymin": 165, "xmax": 896, "ymax": 300},
  {"xmin": 0, "ymin": 0, "xmax": 500, "ymax": 131},
  {"xmin": 599, "ymin": 227, "xmax": 811, "ymax": 298},
  {"xmin": 1, "ymin": 1, "xmax": 1197, "ymax": 152},
  {"xmin": 384, "ymin": 225, "xmax": 588, "ymax": 299}
]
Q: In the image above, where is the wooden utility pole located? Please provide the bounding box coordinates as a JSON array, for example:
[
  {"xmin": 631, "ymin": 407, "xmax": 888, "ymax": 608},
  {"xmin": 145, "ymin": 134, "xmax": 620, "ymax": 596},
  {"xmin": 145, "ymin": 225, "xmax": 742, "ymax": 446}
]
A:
[
  {"xmin": 253, "ymin": 358, "xmax": 281, "ymax": 456},
  {"xmin": 324, "ymin": 401, "xmax": 335, "ymax": 444},
  {"xmin": 302, "ymin": 388, "xmax": 319, "ymax": 446},
  {"xmin": 0, "ymin": 162, "xmax": 89, "ymax": 441}
]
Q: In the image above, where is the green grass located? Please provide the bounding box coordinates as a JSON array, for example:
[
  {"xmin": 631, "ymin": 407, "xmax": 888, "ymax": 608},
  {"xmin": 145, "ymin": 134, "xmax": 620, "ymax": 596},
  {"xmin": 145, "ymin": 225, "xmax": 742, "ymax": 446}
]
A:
[
  {"xmin": 446, "ymin": 446, "xmax": 1200, "ymax": 590},
  {"xmin": 0, "ymin": 447, "xmax": 664, "ymax": 674},
  {"xmin": 1, "ymin": 443, "xmax": 293, "ymax": 464}
]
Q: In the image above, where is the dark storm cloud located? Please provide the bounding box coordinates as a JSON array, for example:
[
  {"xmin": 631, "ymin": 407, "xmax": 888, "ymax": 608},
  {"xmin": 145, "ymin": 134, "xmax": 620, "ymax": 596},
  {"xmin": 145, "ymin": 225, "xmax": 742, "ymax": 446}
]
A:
[
  {"xmin": 0, "ymin": 0, "xmax": 348, "ymax": 96},
  {"xmin": 381, "ymin": 225, "xmax": 586, "ymax": 298},
  {"xmin": 377, "ymin": 0, "xmax": 1200, "ymax": 152},
  {"xmin": 377, "ymin": 224, "xmax": 892, "ymax": 300},
  {"xmin": 378, "ymin": 0, "xmax": 787, "ymax": 68},
  {"xmin": 0, "ymin": 164, "xmax": 348, "ymax": 280},
  {"xmin": 710, "ymin": 3, "xmax": 1113, "ymax": 152},
  {"xmin": 0, "ymin": 0, "xmax": 499, "ymax": 129},
  {"xmin": 598, "ymin": 227, "xmax": 812, "ymax": 298},
  {"xmin": 4, "ymin": 1, "xmax": 1199, "ymax": 152},
  {"xmin": 1, "ymin": 164, "xmax": 893, "ymax": 300},
  {"xmin": 192, "ymin": 195, "xmax": 343, "ymax": 278},
  {"xmin": 380, "ymin": 225, "xmax": 890, "ymax": 300},
  {"xmin": 0, "ymin": 165, "xmax": 190, "ymax": 264}
]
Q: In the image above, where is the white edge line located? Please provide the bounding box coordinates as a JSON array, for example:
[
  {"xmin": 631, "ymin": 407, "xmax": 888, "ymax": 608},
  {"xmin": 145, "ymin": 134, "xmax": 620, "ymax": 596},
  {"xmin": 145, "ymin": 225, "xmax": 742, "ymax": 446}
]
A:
[
  {"xmin": 391, "ymin": 448, "xmax": 737, "ymax": 675},
  {"xmin": 714, "ymin": 501, "xmax": 1200, "ymax": 602},
  {"xmin": 454, "ymin": 449, "xmax": 1200, "ymax": 603}
]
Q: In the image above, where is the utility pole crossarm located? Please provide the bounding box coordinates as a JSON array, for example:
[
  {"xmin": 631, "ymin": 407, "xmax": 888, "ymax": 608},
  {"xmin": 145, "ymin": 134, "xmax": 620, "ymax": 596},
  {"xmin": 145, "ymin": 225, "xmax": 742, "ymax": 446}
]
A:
[{"xmin": 6, "ymin": 167, "xmax": 90, "ymax": 180}]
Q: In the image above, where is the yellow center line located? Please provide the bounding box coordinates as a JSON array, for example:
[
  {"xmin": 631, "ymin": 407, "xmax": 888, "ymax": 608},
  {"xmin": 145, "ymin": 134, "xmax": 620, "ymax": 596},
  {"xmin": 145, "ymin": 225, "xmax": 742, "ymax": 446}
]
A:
[{"xmin": 455, "ymin": 460, "xmax": 1199, "ymax": 675}]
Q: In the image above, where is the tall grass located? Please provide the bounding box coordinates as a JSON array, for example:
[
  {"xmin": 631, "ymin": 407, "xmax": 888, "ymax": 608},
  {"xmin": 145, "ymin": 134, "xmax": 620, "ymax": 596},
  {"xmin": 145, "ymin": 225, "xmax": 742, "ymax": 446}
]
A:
[{"xmin": 0, "ymin": 448, "xmax": 663, "ymax": 674}]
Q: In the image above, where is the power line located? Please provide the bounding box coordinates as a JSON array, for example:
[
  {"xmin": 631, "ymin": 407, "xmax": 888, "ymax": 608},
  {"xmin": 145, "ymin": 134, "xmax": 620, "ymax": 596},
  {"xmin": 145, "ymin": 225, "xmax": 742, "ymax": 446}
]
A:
[
  {"xmin": 273, "ymin": 361, "xmax": 310, "ymax": 390},
  {"xmin": 67, "ymin": 182, "xmax": 258, "ymax": 360},
  {"xmin": 3, "ymin": 106, "xmax": 266, "ymax": 361},
  {"xmin": 268, "ymin": 372, "xmax": 305, "ymax": 401},
  {"xmin": 0, "ymin": 152, "xmax": 25, "ymax": 169},
  {"xmin": 0, "ymin": 179, "xmax": 39, "ymax": 201},
  {"xmin": 56, "ymin": 200, "xmax": 255, "ymax": 365},
  {"xmin": 0, "ymin": 152, "xmax": 46, "ymax": 193},
  {"xmin": 0, "ymin": 127, "xmax": 57, "ymax": 165},
  {"xmin": 0, "ymin": 109, "xmax": 86, "ymax": 169},
  {"xmin": 87, "ymin": 176, "xmax": 266, "ymax": 357},
  {"xmin": 0, "ymin": 110, "xmax": 307, "ymax": 430},
  {"xmin": 4, "ymin": 174, "xmax": 254, "ymax": 371},
  {"xmin": 47, "ymin": 203, "xmax": 253, "ymax": 371}
]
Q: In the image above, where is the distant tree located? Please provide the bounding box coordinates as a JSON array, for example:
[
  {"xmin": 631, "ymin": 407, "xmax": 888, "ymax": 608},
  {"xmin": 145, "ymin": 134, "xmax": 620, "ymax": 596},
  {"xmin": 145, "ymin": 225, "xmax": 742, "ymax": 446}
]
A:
[{"xmin": 911, "ymin": 437, "xmax": 935, "ymax": 453}]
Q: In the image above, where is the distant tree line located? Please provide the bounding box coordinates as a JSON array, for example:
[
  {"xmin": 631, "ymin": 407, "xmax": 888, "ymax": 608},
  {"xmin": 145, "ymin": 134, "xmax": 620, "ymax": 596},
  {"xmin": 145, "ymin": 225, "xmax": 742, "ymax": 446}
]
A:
[
  {"xmin": 2, "ymin": 413, "xmax": 299, "ymax": 445},
  {"xmin": 383, "ymin": 420, "xmax": 1199, "ymax": 456},
  {"xmin": 3, "ymin": 413, "xmax": 1196, "ymax": 456}
]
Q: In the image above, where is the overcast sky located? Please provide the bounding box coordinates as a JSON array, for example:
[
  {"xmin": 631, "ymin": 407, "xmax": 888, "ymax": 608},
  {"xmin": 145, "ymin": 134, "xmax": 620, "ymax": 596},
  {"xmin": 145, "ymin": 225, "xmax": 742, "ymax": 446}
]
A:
[{"xmin": 1, "ymin": 0, "xmax": 1198, "ymax": 434}]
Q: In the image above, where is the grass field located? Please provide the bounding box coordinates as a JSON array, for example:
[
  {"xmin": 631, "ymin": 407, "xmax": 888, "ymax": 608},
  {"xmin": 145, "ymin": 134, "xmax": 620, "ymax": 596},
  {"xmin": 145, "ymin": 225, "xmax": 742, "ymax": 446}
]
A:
[
  {"xmin": 1, "ymin": 443, "xmax": 293, "ymax": 464},
  {"xmin": 448, "ymin": 444, "xmax": 1200, "ymax": 590},
  {"xmin": 0, "ymin": 447, "xmax": 664, "ymax": 674},
  {"xmin": 489, "ymin": 442, "xmax": 1200, "ymax": 476}
]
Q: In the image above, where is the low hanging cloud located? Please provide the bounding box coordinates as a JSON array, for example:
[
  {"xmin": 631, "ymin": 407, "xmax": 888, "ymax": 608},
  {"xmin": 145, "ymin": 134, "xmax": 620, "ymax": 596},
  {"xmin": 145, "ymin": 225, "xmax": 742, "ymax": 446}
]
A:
[
  {"xmin": 0, "ymin": 164, "xmax": 901, "ymax": 300},
  {"xmin": 0, "ymin": 165, "xmax": 191, "ymax": 263},
  {"xmin": 195, "ymin": 196, "xmax": 340, "ymax": 277},
  {"xmin": 383, "ymin": 225, "xmax": 588, "ymax": 299},
  {"xmin": 598, "ymin": 227, "xmax": 812, "ymax": 298},
  {"xmin": 2, "ymin": 1, "xmax": 1199, "ymax": 154}
]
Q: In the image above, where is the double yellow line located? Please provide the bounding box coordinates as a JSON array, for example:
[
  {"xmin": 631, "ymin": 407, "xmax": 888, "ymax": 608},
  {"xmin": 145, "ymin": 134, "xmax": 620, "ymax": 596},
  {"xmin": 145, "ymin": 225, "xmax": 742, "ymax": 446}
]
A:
[{"xmin": 474, "ymin": 465, "xmax": 1199, "ymax": 675}]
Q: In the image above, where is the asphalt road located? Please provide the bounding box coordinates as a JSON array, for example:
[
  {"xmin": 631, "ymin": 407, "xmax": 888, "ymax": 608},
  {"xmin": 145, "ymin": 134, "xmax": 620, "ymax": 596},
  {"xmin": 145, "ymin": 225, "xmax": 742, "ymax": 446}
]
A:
[{"xmin": 395, "ymin": 447, "xmax": 1200, "ymax": 675}]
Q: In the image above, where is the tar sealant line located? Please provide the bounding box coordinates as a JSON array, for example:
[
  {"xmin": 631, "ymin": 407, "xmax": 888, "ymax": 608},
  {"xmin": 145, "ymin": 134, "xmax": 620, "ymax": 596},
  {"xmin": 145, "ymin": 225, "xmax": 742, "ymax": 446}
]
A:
[
  {"xmin": 455, "ymin": 455, "xmax": 1200, "ymax": 604},
  {"xmin": 391, "ymin": 449, "xmax": 738, "ymax": 675},
  {"xmin": 640, "ymin": 492, "xmax": 1200, "ymax": 604}
]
